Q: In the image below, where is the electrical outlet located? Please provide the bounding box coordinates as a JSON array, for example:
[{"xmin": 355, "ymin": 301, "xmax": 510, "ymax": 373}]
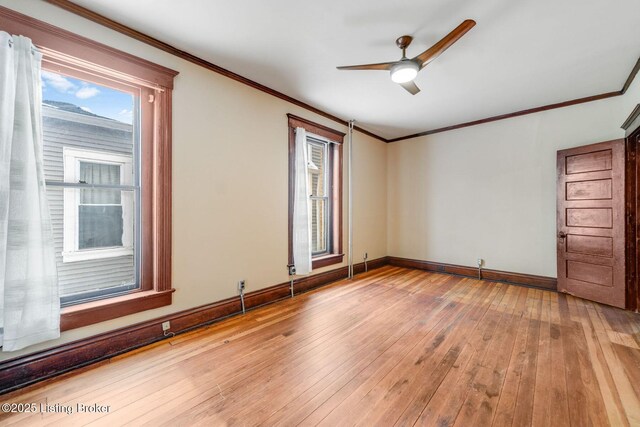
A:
[
  {"xmin": 364, "ymin": 252, "xmax": 368, "ymax": 260},
  {"xmin": 162, "ymin": 321, "xmax": 170, "ymax": 331},
  {"xmin": 477, "ymin": 258, "xmax": 483, "ymax": 267},
  {"xmin": 238, "ymin": 280, "xmax": 246, "ymax": 293}
]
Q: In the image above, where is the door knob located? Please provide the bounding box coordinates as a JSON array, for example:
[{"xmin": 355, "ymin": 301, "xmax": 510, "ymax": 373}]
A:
[{"xmin": 558, "ymin": 231, "xmax": 567, "ymax": 239}]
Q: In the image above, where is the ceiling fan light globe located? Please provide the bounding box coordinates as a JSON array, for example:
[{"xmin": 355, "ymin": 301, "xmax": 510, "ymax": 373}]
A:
[{"xmin": 390, "ymin": 61, "xmax": 419, "ymax": 83}]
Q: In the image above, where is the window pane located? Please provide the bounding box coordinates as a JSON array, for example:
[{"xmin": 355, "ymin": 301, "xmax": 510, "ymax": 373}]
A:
[
  {"xmin": 80, "ymin": 162, "xmax": 120, "ymax": 184},
  {"xmin": 78, "ymin": 205, "xmax": 124, "ymax": 249},
  {"xmin": 308, "ymin": 142, "xmax": 325, "ymax": 197},
  {"xmin": 81, "ymin": 188, "xmax": 122, "ymax": 205},
  {"xmin": 311, "ymin": 198, "xmax": 328, "ymax": 254},
  {"xmin": 80, "ymin": 161, "xmax": 123, "ymax": 205}
]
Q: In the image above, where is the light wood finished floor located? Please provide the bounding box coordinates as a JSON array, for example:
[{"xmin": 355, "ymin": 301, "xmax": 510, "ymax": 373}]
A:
[{"xmin": 2, "ymin": 266, "xmax": 640, "ymax": 426}]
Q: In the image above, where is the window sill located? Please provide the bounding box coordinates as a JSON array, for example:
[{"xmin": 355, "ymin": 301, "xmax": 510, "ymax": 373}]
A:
[
  {"xmin": 62, "ymin": 247, "xmax": 134, "ymax": 263},
  {"xmin": 312, "ymin": 253, "xmax": 344, "ymax": 269},
  {"xmin": 61, "ymin": 288, "xmax": 175, "ymax": 331}
]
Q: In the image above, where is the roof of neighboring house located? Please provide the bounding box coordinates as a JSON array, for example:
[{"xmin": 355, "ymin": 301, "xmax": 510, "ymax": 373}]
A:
[
  {"xmin": 42, "ymin": 100, "xmax": 132, "ymax": 131},
  {"xmin": 43, "ymin": 100, "xmax": 109, "ymax": 119}
]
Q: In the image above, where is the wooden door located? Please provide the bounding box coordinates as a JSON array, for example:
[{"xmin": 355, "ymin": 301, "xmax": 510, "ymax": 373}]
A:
[{"xmin": 557, "ymin": 139, "xmax": 625, "ymax": 308}]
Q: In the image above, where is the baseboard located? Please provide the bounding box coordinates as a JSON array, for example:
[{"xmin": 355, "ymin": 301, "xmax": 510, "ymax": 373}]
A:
[
  {"xmin": 0, "ymin": 257, "xmax": 388, "ymax": 395},
  {"xmin": 388, "ymin": 256, "xmax": 558, "ymax": 291}
]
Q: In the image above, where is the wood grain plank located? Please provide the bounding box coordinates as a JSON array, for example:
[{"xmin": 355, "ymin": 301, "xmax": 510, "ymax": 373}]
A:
[
  {"xmin": 490, "ymin": 288, "xmax": 536, "ymax": 427},
  {"xmin": 451, "ymin": 285, "xmax": 529, "ymax": 427},
  {"xmin": 307, "ymin": 280, "xmax": 498, "ymax": 426},
  {"xmin": 509, "ymin": 288, "xmax": 543, "ymax": 426},
  {"xmin": 260, "ymin": 275, "xmax": 459, "ymax": 427},
  {"xmin": 572, "ymin": 296, "xmax": 623, "ymax": 427},
  {"xmin": 547, "ymin": 292, "xmax": 570, "ymax": 427},
  {"xmin": 364, "ymin": 281, "xmax": 514, "ymax": 427},
  {"xmin": 532, "ymin": 290, "xmax": 553, "ymax": 427},
  {"xmin": 400, "ymin": 283, "xmax": 512, "ymax": 427},
  {"xmin": 586, "ymin": 300, "xmax": 640, "ymax": 424}
]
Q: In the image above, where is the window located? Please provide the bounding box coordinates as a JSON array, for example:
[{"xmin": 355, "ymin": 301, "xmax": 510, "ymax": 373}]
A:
[
  {"xmin": 42, "ymin": 67, "xmax": 145, "ymax": 310},
  {"xmin": 61, "ymin": 148, "xmax": 134, "ymax": 263},
  {"xmin": 288, "ymin": 114, "xmax": 344, "ymax": 269},
  {"xmin": 3, "ymin": 8, "xmax": 178, "ymax": 329},
  {"xmin": 308, "ymin": 138, "xmax": 329, "ymax": 255}
]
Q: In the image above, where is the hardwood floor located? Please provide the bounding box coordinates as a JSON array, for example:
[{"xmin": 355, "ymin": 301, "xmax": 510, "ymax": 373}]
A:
[{"xmin": 1, "ymin": 266, "xmax": 640, "ymax": 426}]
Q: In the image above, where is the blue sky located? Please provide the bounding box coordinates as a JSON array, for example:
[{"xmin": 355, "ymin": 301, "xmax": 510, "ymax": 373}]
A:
[{"xmin": 41, "ymin": 71, "xmax": 134, "ymax": 124}]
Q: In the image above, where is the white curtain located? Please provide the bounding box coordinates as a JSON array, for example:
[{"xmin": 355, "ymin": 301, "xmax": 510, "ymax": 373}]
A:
[
  {"xmin": 0, "ymin": 33, "xmax": 60, "ymax": 352},
  {"xmin": 293, "ymin": 127, "xmax": 312, "ymax": 275}
]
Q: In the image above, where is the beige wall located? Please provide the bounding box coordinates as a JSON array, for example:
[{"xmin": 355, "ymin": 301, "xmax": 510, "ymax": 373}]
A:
[
  {"xmin": 387, "ymin": 79, "xmax": 640, "ymax": 278},
  {"xmin": 0, "ymin": 0, "xmax": 388, "ymax": 359}
]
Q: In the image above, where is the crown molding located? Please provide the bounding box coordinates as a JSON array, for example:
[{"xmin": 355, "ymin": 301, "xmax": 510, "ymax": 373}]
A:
[{"xmin": 387, "ymin": 90, "xmax": 623, "ymax": 142}]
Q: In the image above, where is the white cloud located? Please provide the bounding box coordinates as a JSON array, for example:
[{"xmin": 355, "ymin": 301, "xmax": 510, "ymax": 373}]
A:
[
  {"xmin": 41, "ymin": 71, "xmax": 76, "ymax": 93},
  {"xmin": 118, "ymin": 109, "xmax": 133, "ymax": 124},
  {"xmin": 80, "ymin": 106, "xmax": 93, "ymax": 113},
  {"xmin": 75, "ymin": 85, "xmax": 100, "ymax": 99}
]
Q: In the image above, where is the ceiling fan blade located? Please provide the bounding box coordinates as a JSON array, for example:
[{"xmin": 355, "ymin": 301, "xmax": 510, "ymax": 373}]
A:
[
  {"xmin": 336, "ymin": 61, "xmax": 396, "ymax": 71},
  {"xmin": 399, "ymin": 81, "xmax": 420, "ymax": 95},
  {"xmin": 412, "ymin": 19, "xmax": 476, "ymax": 68}
]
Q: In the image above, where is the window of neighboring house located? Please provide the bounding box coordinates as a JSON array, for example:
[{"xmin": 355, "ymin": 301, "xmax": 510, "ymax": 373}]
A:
[
  {"xmin": 288, "ymin": 114, "xmax": 345, "ymax": 269},
  {"xmin": 3, "ymin": 8, "xmax": 178, "ymax": 329},
  {"xmin": 61, "ymin": 148, "xmax": 134, "ymax": 263}
]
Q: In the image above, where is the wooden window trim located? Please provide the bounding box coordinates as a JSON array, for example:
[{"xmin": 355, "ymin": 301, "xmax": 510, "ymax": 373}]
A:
[
  {"xmin": 0, "ymin": 7, "xmax": 178, "ymax": 330},
  {"xmin": 61, "ymin": 290, "xmax": 175, "ymax": 330},
  {"xmin": 287, "ymin": 114, "xmax": 344, "ymax": 269},
  {"xmin": 0, "ymin": 7, "xmax": 175, "ymax": 89}
]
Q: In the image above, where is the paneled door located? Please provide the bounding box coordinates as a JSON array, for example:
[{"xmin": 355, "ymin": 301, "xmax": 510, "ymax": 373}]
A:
[{"xmin": 557, "ymin": 139, "xmax": 625, "ymax": 308}]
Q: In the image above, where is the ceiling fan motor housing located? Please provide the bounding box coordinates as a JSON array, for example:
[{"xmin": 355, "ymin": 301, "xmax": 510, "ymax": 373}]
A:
[{"xmin": 390, "ymin": 59, "xmax": 419, "ymax": 83}]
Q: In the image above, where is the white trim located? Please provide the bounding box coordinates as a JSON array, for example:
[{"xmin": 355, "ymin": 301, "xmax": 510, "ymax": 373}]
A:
[
  {"xmin": 62, "ymin": 147, "xmax": 134, "ymax": 263},
  {"xmin": 62, "ymin": 247, "xmax": 133, "ymax": 263}
]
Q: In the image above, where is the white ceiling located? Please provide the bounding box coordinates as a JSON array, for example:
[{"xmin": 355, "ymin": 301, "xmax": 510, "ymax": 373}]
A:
[{"xmin": 71, "ymin": 0, "xmax": 640, "ymax": 140}]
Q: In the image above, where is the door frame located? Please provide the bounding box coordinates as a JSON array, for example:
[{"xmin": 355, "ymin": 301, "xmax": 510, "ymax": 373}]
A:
[{"xmin": 625, "ymin": 126, "xmax": 640, "ymax": 311}]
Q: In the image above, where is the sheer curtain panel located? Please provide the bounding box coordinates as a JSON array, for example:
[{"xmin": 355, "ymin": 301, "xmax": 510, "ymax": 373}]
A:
[
  {"xmin": 292, "ymin": 127, "xmax": 312, "ymax": 275},
  {"xmin": 0, "ymin": 32, "xmax": 60, "ymax": 351}
]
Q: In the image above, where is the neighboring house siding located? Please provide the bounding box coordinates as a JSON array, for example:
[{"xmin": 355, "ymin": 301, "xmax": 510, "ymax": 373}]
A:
[{"xmin": 42, "ymin": 105, "xmax": 135, "ymax": 297}]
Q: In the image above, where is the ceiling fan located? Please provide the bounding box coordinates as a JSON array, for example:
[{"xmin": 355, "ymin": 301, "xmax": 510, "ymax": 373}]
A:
[{"xmin": 337, "ymin": 20, "xmax": 476, "ymax": 95}]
